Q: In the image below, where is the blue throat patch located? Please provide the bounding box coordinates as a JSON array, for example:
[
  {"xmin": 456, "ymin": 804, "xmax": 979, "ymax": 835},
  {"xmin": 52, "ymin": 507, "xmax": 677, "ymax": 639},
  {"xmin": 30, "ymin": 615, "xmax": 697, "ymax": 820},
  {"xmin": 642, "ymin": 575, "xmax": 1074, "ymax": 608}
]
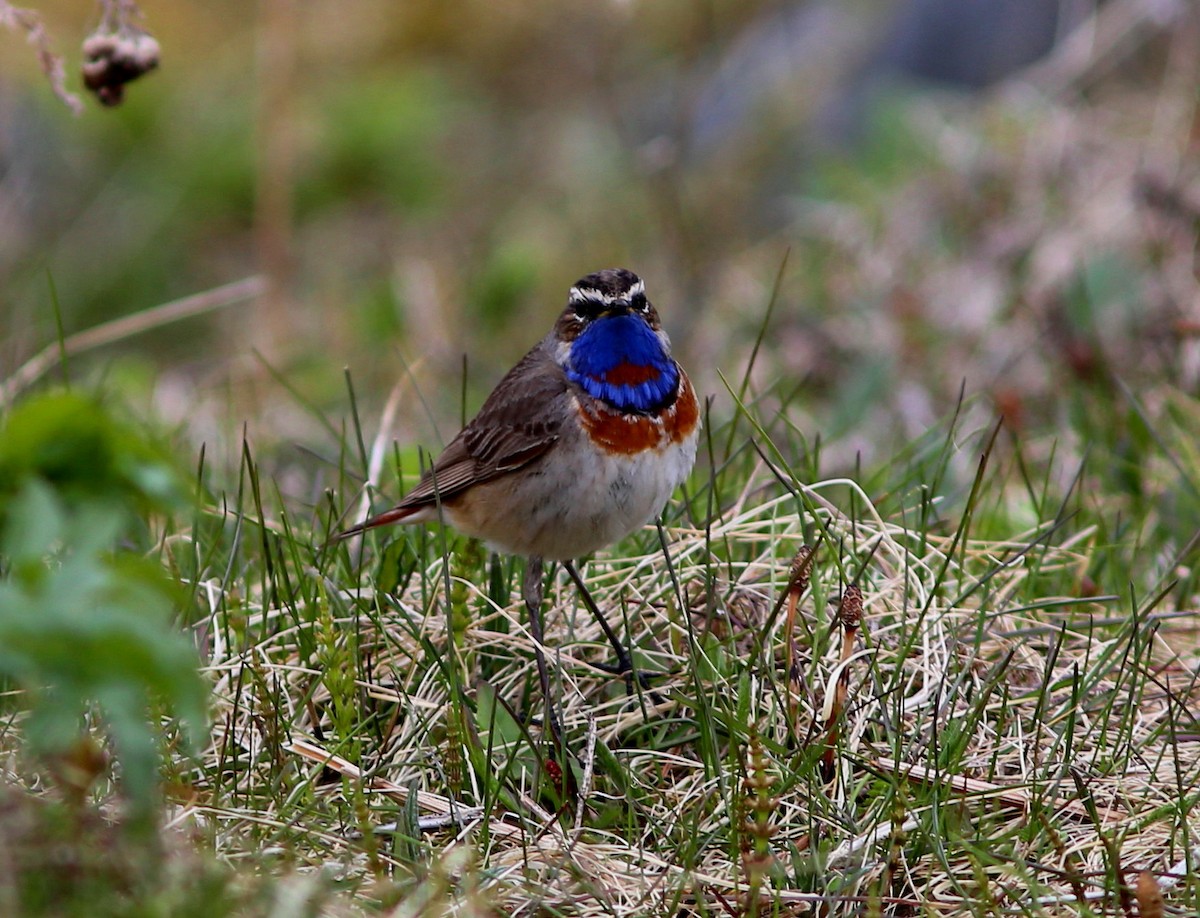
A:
[{"xmin": 566, "ymin": 314, "xmax": 679, "ymax": 414}]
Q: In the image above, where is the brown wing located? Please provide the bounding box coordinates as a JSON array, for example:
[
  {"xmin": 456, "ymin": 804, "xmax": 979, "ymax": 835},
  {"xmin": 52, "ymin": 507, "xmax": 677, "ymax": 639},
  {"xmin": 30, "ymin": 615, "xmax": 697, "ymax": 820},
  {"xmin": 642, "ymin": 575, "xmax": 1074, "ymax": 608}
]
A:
[{"xmin": 336, "ymin": 343, "xmax": 567, "ymax": 538}]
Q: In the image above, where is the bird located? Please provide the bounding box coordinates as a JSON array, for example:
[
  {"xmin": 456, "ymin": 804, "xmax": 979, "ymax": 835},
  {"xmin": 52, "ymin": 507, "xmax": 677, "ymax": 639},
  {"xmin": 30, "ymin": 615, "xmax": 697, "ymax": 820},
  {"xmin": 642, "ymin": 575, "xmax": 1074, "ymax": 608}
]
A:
[{"xmin": 336, "ymin": 268, "xmax": 699, "ymax": 742}]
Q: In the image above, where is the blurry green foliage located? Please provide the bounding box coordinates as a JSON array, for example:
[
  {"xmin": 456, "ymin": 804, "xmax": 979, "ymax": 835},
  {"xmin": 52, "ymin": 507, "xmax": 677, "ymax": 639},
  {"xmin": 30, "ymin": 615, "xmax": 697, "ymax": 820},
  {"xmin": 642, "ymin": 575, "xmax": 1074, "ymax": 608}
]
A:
[
  {"xmin": 74, "ymin": 72, "xmax": 257, "ymax": 226},
  {"xmin": 0, "ymin": 783, "xmax": 295, "ymax": 917},
  {"xmin": 1066, "ymin": 252, "xmax": 1142, "ymax": 332},
  {"xmin": 805, "ymin": 92, "xmax": 937, "ymax": 205},
  {"xmin": 0, "ymin": 391, "xmax": 208, "ymax": 827},
  {"xmin": 360, "ymin": 277, "xmax": 407, "ymax": 343},
  {"xmin": 470, "ymin": 242, "xmax": 540, "ymax": 332},
  {"xmin": 0, "ymin": 391, "xmax": 179, "ymax": 515},
  {"xmin": 301, "ymin": 71, "xmax": 457, "ymax": 215}
]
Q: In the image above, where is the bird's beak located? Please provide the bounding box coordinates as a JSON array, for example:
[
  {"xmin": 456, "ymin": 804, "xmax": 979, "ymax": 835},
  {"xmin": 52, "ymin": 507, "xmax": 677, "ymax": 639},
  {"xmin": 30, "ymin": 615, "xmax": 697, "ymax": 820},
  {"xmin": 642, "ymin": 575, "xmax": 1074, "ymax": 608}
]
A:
[{"xmin": 598, "ymin": 301, "xmax": 631, "ymax": 318}]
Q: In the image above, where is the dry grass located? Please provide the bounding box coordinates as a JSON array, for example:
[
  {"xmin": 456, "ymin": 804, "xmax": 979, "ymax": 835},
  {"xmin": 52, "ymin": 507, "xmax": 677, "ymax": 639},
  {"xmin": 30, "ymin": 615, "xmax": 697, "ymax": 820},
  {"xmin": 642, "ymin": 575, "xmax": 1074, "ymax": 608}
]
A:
[
  {"xmin": 3, "ymin": 5, "xmax": 1200, "ymax": 914},
  {"xmin": 179, "ymin": 449, "xmax": 1200, "ymax": 915}
]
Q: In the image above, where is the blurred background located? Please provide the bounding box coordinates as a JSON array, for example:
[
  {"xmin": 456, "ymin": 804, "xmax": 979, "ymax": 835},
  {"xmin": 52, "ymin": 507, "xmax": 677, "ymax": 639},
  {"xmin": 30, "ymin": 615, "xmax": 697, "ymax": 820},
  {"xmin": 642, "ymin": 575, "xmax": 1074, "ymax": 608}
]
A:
[{"xmin": 2, "ymin": 0, "xmax": 1198, "ymax": 510}]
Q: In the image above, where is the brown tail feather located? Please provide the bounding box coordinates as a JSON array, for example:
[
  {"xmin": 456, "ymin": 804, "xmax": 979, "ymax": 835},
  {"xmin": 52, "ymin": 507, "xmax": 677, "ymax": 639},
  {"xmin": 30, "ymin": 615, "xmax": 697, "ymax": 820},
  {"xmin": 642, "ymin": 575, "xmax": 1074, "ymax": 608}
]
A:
[{"xmin": 330, "ymin": 505, "xmax": 421, "ymax": 542}]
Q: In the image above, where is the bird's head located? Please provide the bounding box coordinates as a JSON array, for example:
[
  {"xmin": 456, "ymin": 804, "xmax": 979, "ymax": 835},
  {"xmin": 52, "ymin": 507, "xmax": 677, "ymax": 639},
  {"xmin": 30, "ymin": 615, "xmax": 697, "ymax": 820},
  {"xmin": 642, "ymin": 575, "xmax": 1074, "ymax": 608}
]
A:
[{"xmin": 555, "ymin": 268, "xmax": 679, "ymax": 414}]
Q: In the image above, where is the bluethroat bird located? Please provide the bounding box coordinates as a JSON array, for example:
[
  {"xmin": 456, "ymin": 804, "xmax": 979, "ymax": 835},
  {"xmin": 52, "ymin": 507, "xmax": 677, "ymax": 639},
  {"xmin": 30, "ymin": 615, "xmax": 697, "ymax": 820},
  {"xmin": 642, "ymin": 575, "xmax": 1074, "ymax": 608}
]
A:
[{"xmin": 337, "ymin": 268, "xmax": 699, "ymax": 739}]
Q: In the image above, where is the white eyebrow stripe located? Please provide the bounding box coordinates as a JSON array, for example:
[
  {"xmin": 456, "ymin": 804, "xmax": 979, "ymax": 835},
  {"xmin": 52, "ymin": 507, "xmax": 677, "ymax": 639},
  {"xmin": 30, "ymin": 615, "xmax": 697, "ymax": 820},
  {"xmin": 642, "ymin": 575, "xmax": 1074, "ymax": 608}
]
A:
[
  {"xmin": 569, "ymin": 278, "xmax": 645, "ymax": 306},
  {"xmin": 568, "ymin": 286, "xmax": 610, "ymax": 305}
]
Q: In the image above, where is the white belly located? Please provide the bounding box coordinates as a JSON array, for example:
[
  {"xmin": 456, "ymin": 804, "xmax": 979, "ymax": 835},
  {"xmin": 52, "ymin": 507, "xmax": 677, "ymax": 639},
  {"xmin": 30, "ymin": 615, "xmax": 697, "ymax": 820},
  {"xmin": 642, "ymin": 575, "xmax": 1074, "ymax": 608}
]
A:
[{"xmin": 443, "ymin": 428, "xmax": 698, "ymax": 560}]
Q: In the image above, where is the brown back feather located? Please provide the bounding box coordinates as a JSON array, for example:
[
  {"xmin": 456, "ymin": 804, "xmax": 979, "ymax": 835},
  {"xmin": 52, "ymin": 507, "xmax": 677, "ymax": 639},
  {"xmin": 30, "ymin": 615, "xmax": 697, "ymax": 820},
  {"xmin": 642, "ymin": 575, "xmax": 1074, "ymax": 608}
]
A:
[{"xmin": 388, "ymin": 342, "xmax": 567, "ymax": 511}]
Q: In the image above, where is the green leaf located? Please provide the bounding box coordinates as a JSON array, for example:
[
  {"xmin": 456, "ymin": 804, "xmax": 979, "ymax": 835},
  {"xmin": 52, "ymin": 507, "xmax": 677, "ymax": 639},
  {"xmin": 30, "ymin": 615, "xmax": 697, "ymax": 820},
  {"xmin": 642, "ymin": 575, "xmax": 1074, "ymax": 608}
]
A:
[
  {"xmin": 0, "ymin": 392, "xmax": 207, "ymax": 827},
  {"xmin": 1, "ymin": 479, "xmax": 64, "ymax": 568}
]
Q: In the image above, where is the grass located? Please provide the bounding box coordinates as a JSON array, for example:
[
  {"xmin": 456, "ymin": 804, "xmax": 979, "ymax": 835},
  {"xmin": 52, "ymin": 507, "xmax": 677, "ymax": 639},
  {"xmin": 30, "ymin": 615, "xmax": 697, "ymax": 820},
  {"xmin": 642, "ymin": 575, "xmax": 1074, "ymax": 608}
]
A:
[
  {"xmin": 3, "ymin": 307, "xmax": 1199, "ymax": 915},
  {"xmin": 157, "ymin": 391, "xmax": 1190, "ymax": 912},
  {"xmin": 3, "ymin": 5, "xmax": 1200, "ymax": 911},
  {"xmin": 64, "ymin": 370, "xmax": 1182, "ymax": 915}
]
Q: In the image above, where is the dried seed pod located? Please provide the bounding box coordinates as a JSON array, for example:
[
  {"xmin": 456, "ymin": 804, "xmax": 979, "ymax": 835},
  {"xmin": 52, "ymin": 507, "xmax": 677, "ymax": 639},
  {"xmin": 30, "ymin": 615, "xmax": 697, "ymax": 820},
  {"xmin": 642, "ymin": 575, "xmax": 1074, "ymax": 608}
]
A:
[
  {"xmin": 81, "ymin": 25, "xmax": 160, "ymax": 106},
  {"xmin": 837, "ymin": 584, "xmax": 863, "ymax": 631},
  {"xmin": 787, "ymin": 544, "xmax": 816, "ymax": 598}
]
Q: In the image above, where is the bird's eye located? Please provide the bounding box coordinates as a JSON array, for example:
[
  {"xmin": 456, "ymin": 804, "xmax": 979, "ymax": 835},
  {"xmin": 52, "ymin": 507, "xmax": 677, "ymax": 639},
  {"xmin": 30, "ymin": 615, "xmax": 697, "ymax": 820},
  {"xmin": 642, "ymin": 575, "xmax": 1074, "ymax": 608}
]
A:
[
  {"xmin": 569, "ymin": 292, "xmax": 603, "ymax": 321},
  {"xmin": 631, "ymin": 292, "xmax": 649, "ymax": 312}
]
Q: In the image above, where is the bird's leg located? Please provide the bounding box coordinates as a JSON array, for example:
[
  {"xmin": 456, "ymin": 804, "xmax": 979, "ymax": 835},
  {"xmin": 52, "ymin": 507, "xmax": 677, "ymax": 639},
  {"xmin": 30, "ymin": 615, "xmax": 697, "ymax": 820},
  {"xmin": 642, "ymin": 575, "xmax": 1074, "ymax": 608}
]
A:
[
  {"xmin": 562, "ymin": 560, "xmax": 649, "ymax": 693},
  {"xmin": 523, "ymin": 555, "xmax": 562, "ymax": 747}
]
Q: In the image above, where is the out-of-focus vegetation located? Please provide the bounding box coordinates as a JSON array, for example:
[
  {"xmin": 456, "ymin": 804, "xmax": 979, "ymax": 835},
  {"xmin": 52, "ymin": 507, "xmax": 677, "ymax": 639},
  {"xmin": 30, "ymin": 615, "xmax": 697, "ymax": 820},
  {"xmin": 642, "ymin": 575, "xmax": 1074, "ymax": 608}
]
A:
[
  {"xmin": 2, "ymin": 0, "xmax": 1199, "ymax": 914},
  {"xmin": 3, "ymin": 2, "xmax": 1195, "ymax": 474},
  {"xmin": 0, "ymin": 391, "xmax": 209, "ymax": 910}
]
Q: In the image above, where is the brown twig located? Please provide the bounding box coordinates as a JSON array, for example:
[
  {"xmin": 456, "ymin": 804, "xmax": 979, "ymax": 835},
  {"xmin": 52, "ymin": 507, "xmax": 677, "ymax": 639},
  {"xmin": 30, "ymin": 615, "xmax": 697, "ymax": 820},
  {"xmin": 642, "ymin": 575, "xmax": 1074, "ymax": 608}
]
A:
[
  {"xmin": 867, "ymin": 756, "xmax": 1094, "ymax": 821},
  {"xmin": 0, "ymin": 275, "xmax": 265, "ymax": 407},
  {"xmin": 254, "ymin": 0, "xmax": 298, "ymax": 357},
  {"xmin": 0, "ymin": 1, "xmax": 84, "ymax": 114},
  {"xmin": 288, "ymin": 737, "xmax": 533, "ymax": 842}
]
